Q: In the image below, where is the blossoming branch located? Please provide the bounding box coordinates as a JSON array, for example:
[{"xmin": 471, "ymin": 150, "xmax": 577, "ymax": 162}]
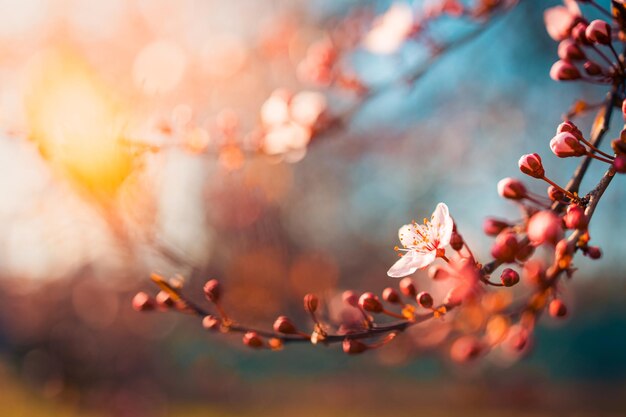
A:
[{"xmin": 134, "ymin": 0, "xmax": 626, "ymax": 363}]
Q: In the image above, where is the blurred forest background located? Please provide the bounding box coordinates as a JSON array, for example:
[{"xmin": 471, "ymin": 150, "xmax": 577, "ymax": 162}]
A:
[{"xmin": 0, "ymin": 0, "xmax": 625, "ymax": 416}]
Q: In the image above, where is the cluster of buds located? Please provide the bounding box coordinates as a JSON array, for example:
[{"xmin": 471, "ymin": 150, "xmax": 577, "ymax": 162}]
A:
[
  {"xmin": 134, "ymin": 273, "xmax": 460, "ymax": 356},
  {"xmin": 546, "ymin": 1, "xmax": 623, "ymax": 84}
]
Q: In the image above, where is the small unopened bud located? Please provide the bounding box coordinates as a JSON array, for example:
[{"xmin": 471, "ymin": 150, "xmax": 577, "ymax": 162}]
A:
[
  {"xmin": 550, "ymin": 132, "xmax": 587, "ymax": 157},
  {"xmin": 490, "ymin": 231, "xmax": 519, "ymax": 263},
  {"xmin": 382, "ymin": 287, "xmax": 400, "ymax": 304},
  {"xmin": 500, "ymin": 268, "xmax": 520, "ymax": 287},
  {"xmin": 583, "ymin": 60, "xmax": 603, "ymax": 76},
  {"xmin": 483, "ymin": 218, "xmax": 511, "ymax": 236},
  {"xmin": 273, "ymin": 316, "xmax": 297, "ymax": 334},
  {"xmin": 343, "ymin": 338, "xmax": 368, "ymax": 354},
  {"xmin": 549, "ymin": 60, "xmax": 581, "ymax": 81},
  {"xmin": 304, "ymin": 293, "xmax": 319, "ymax": 313},
  {"xmin": 243, "ymin": 331, "xmax": 264, "ymax": 348},
  {"xmin": 132, "ymin": 292, "xmax": 155, "ymax": 311},
  {"xmin": 547, "ymin": 185, "xmax": 566, "ymax": 201},
  {"xmin": 416, "ymin": 291, "xmax": 433, "ymax": 308},
  {"xmin": 359, "ymin": 292, "xmax": 383, "ymax": 313},
  {"xmin": 450, "ymin": 336, "xmax": 482, "ymax": 363},
  {"xmin": 527, "ymin": 210, "xmax": 564, "ymax": 246},
  {"xmin": 497, "ymin": 177, "xmax": 528, "ymax": 200},
  {"xmin": 585, "ymin": 19, "xmax": 612, "ymax": 45},
  {"xmin": 399, "ymin": 277, "xmax": 417, "ymax": 297},
  {"xmin": 518, "ymin": 153, "xmax": 545, "ymax": 178},
  {"xmin": 556, "ymin": 120, "xmax": 583, "ymax": 138},
  {"xmin": 563, "ymin": 204, "xmax": 588, "ymax": 229},
  {"xmin": 572, "ymin": 22, "xmax": 590, "ymax": 45},
  {"xmin": 203, "ymin": 279, "xmax": 221, "ymax": 303},
  {"xmin": 202, "ymin": 315, "xmax": 221, "ymax": 330},
  {"xmin": 155, "ymin": 290, "xmax": 175, "ymax": 309},
  {"xmin": 450, "ymin": 232, "xmax": 464, "ymax": 251},
  {"xmin": 622, "ymin": 99, "xmax": 626, "ymax": 122},
  {"xmin": 548, "ymin": 299, "xmax": 568, "ymax": 318},
  {"xmin": 342, "ymin": 290, "xmax": 359, "ymax": 307},
  {"xmin": 558, "ymin": 39, "xmax": 585, "ymax": 61},
  {"xmin": 613, "ymin": 155, "xmax": 626, "ymax": 173},
  {"xmin": 585, "ymin": 245, "xmax": 602, "ymax": 259}
]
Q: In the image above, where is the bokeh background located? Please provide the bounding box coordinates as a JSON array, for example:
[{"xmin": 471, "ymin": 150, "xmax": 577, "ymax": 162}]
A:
[{"xmin": 0, "ymin": 0, "xmax": 625, "ymax": 416}]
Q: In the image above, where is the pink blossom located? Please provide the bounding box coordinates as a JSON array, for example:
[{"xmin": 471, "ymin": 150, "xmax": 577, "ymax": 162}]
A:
[
  {"xmin": 388, "ymin": 203, "xmax": 454, "ymax": 278},
  {"xmin": 544, "ymin": 0, "xmax": 581, "ymax": 41}
]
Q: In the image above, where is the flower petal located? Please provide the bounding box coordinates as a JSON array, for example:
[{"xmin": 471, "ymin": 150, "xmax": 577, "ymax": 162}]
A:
[
  {"xmin": 430, "ymin": 202, "xmax": 454, "ymax": 247},
  {"xmin": 387, "ymin": 250, "xmax": 437, "ymax": 278},
  {"xmin": 398, "ymin": 223, "xmax": 422, "ymax": 248}
]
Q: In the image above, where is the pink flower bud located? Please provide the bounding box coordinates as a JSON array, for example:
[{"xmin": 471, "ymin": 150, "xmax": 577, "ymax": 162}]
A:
[
  {"xmin": 483, "ymin": 218, "xmax": 511, "ymax": 236},
  {"xmin": 622, "ymin": 99, "xmax": 626, "ymax": 121},
  {"xmin": 550, "ymin": 132, "xmax": 587, "ymax": 157},
  {"xmin": 155, "ymin": 290, "xmax": 175, "ymax": 309},
  {"xmin": 203, "ymin": 279, "xmax": 221, "ymax": 303},
  {"xmin": 343, "ymin": 338, "xmax": 368, "ymax": 354},
  {"xmin": 132, "ymin": 292, "xmax": 155, "ymax": 311},
  {"xmin": 497, "ymin": 177, "xmax": 528, "ymax": 200},
  {"xmin": 585, "ymin": 246, "xmax": 602, "ymax": 259},
  {"xmin": 583, "ymin": 60, "xmax": 603, "ymax": 76},
  {"xmin": 550, "ymin": 60, "xmax": 581, "ymax": 81},
  {"xmin": 342, "ymin": 290, "xmax": 359, "ymax": 307},
  {"xmin": 202, "ymin": 315, "xmax": 221, "ymax": 330},
  {"xmin": 490, "ymin": 231, "xmax": 519, "ymax": 263},
  {"xmin": 585, "ymin": 19, "xmax": 612, "ymax": 45},
  {"xmin": 359, "ymin": 292, "xmax": 383, "ymax": 313},
  {"xmin": 548, "ymin": 299, "xmax": 568, "ymax": 318},
  {"xmin": 243, "ymin": 331, "xmax": 264, "ymax": 348},
  {"xmin": 450, "ymin": 231, "xmax": 464, "ymax": 251},
  {"xmin": 572, "ymin": 22, "xmax": 590, "ymax": 45},
  {"xmin": 304, "ymin": 293, "xmax": 319, "ymax": 313},
  {"xmin": 518, "ymin": 153, "xmax": 545, "ymax": 178},
  {"xmin": 500, "ymin": 268, "xmax": 520, "ymax": 287},
  {"xmin": 558, "ymin": 39, "xmax": 585, "ymax": 60},
  {"xmin": 547, "ymin": 185, "xmax": 566, "ymax": 202},
  {"xmin": 399, "ymin": 277, "xmax": 417, "ymax": 297},
  {"xmin": 273, "ymin": 316, "xmax": 297, "ymax": 334},
  {"xmin": 450, "ymin": 336, "xmax": 482, "ymax": 363},
  {"xmin": 382, "ymin": 287, "xmax": 401, "ymax": 303},
  {"xmin": 613, "ymin": 154, "xmax": 626, "ymax": 173},
  {"xmin": 416, "ymin": 291, "xmax": 433, "ymax": 308},
  {"xmin": 527, "ymin": 210, "xmax": 564, "ymax": 246},
  {"xmin": 563, "ymin": 204, "xmax": 588, "ymax": 229},
  {"xmin": 556, "ymin": 120, "xmax": 583, "ymax": 139}
]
